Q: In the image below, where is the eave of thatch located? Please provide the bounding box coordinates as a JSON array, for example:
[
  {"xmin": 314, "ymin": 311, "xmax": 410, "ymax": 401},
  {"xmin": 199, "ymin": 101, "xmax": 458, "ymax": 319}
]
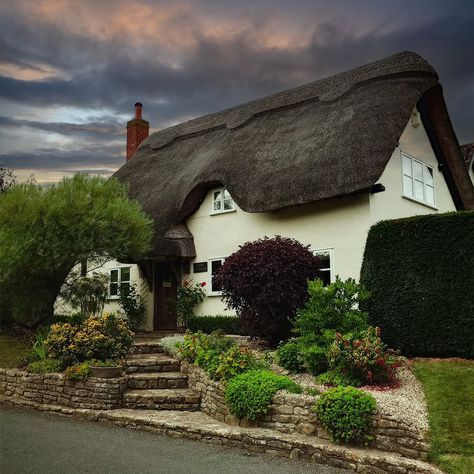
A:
[{"xmin": 114, "ymin": 51, "xmax": 474, "ymax": 258}]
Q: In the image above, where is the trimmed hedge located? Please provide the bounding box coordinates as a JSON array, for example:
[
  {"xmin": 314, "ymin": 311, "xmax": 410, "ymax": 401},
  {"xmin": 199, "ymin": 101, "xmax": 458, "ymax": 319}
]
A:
[
  {"xmin": 360, "ymin": 212, "xmax": 474, "ymax": 358},
  {"xmin": 187, "ymin": 315, "xmax": 243, "ymax": 335}
]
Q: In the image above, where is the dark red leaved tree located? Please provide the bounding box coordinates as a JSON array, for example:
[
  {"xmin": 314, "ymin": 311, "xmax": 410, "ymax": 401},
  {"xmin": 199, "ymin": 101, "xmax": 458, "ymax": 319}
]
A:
[{"xmin": 214, "ymin": 236, "xmax": 320, "ymax": 346}]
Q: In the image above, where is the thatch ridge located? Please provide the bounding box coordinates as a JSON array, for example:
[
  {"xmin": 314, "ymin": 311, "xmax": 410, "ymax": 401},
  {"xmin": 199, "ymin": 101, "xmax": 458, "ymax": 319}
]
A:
[{"xmin": 114, "ymin": 51, "xmax": 472, "ymax": 258}]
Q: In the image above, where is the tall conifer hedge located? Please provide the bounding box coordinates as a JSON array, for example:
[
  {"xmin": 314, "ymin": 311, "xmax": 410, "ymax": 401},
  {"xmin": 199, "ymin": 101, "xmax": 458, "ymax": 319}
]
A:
[{"xmin": 360, "ymin": 212, "xmax": 474, "ymax": 358}]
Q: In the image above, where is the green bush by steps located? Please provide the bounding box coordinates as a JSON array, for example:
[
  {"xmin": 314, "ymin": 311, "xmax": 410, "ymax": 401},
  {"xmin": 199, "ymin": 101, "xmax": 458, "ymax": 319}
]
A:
[
  {"xmin": 360, "ymin": 212, "xmax": 474, "ymax": 358},
  {"xmin": 225, "ymin": 369, "xmax": 301, "ymax": 421},
  {"xmin": 315, "ymin": 386, "xmax": 376, "ymax": 445}
]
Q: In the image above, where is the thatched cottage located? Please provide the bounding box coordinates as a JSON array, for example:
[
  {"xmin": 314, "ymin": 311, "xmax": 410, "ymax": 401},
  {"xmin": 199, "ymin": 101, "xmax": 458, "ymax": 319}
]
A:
[{"xmin": 98, "ymin": 51, "xmax": 473, "ymax": 331}]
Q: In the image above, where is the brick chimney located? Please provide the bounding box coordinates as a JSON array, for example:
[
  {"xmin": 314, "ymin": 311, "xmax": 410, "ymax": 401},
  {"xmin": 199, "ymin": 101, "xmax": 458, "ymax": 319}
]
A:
[{"xmin": 126, "ymin": 102, "xmax": 149, "ymax": 161}]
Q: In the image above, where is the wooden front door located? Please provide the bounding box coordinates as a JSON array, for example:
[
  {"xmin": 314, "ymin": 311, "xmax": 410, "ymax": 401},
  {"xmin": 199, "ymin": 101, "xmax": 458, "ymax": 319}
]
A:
[{"xmin": 153, "ymin": 262, "xmax": 178, "ymax": 330}]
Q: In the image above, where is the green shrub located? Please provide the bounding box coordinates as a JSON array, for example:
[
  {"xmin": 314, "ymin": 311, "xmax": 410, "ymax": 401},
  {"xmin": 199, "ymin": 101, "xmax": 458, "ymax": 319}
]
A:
[
  {"xmin": 52, "ymin": 313, "xmax": 87, "ymax": 325},
  {"xmin": 326, "ymin": 327, "xmax": 404, "ymax": 386},
  {"xmin": 60, "ymin": 272, "xmax": 109, "ymax": 318},
  {"xmin": 225, "ymin": 370, "xmax": 302, "ymax": 420},
  {"xmin": 187, "ymin": 315, "xmax": 242, "ymax": 335},
  {"xmin": 293, "ymin": 277, "xmax": 369, "ymax": 347},
  {"xmin": 286, "ymin": 278, "xmax": 369, "ymax": 375},
  {"xmin": 64, "ymin": 362, "xmax": 91, "ymax": 381},
  {"xmin": 360, "ymin": 212, "xmax": 474, "ymax": 358},
  {"xmin": 45, "ymin": 313, "xmax": 134, "ymax": 366},
  {"xmin": 302, "ymin": 344, "xmax": 328, "ymax": 375},
  {"xmin": 177, "ymin": 280, "xmax": 206, "ymax": 328},
  {"xmin": 315, "ymin": 386, "xmax": 376, "ymax": 445},
  {"xmin": 31, "ymin": 327, "xmax": 50, "ymax": 361},
  {"xmin": 214, "ymin": 346, "xmax": 263, "ymax": 381},
  {"xmin": 177, "ymin": 331, "xmax": 235, "ymax": 363},
  {"xmin": 276, "ymin": 340, "xmax": 305, "ymax": 373},
  {"xmin": 26, "ymin": 359, "xmax": 63, "ymax": 374},
  {"xmin": 119, "ymin": 283, "xmax": 146, "ymax": 331}
]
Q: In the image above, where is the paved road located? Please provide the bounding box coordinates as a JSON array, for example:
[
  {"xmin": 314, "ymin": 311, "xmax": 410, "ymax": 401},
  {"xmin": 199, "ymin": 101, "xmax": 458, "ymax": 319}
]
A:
[{"xmin": 0, "ymin": 405, "xmax": 352, "ymax": 474}]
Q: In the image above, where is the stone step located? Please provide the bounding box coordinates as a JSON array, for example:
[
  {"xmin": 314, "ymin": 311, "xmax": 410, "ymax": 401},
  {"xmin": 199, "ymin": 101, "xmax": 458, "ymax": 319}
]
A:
[
  {"xmin": 127, "ymin": 372, "xmax": 188, "ymax": 390},
  {"xmin": 130, "ymin": 341, "xmax": 165, "ymax": 354},
  {"xmin": 124, "ymin": 354, "xmax": 180, "ymax": 374},
  {"xmin": 124, "ymin": 388, "xmax": 201, "ymax": 411}
]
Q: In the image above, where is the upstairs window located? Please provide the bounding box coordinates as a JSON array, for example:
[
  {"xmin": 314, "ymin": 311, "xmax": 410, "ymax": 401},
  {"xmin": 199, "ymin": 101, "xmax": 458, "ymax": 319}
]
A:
[
  {"xmin": 313, "ymin": 249, "xmax": 334, "ymax": 286},
  {"xmin": 212, "ymin": 188, "xmax": 234, "ymax": 214},
  {"xmin": 109, "ymin": 267, "xmax": 131, "ymax": 298},
  {"xmin": 402, "ymin": 153, "xmax": 435, "ymax": 206}
]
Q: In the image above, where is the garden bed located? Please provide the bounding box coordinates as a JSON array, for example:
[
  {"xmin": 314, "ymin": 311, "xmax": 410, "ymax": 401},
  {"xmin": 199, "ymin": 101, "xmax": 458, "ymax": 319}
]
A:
[{"xmin": 179, "ymin": 358, "xmax": 429, "ymax": 460}]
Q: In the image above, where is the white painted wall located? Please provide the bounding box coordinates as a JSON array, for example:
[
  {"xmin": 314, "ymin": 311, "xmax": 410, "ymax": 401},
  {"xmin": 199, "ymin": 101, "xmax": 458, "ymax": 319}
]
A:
[
  {"xmin": 55, "ymin": 260, "xmax": 154, "ymax": 331},
  {"xmin": 369, "ymin": 108, "xmax": 456, "ymax": 223},
  {"xmin": 186, "ymin": 193, "xmax": 371, "ymax": 315}
]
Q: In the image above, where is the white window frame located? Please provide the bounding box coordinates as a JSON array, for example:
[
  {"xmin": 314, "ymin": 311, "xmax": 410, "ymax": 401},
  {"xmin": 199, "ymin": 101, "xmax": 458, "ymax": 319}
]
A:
[
  {"xmin": 312, "ymin": 248, "xmax": 335, "ymax": 285},
  {"xmin": 210, "ymin": 187, "xmax": 235, "ymax": 215},
  {"xmin": 108, "ymin": 266, "xmax": 131, "ymax": 299},
  {"xmin": 401, "ymin": 152, "xmax": 436, "ymax": 209},
  {"xmin": 208, "ymin": 257, "xmax": 226, "ymax": 296}
]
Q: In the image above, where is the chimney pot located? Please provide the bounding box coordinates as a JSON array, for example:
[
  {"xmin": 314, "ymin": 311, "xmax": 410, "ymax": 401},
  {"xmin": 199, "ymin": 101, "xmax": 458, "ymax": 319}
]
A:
[{"xmin": 134, "ymin": 102, "xmax": 143, "ymax": 120}]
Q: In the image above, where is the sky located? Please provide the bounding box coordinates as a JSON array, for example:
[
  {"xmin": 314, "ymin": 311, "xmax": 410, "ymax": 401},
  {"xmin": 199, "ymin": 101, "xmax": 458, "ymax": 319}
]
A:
[{"xmin": 0, "ymin": 0, "xmax": 473, "ymax": 183}]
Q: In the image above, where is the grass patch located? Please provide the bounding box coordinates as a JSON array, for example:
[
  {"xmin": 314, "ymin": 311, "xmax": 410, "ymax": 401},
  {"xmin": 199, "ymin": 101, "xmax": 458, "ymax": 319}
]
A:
[
  {"xmin": 413, "ymin": 359, "xmax": 474, "ymax": 474},
  {"xmin": 0, "ymin": 333, "xmax": 31, "ymax": 368}
]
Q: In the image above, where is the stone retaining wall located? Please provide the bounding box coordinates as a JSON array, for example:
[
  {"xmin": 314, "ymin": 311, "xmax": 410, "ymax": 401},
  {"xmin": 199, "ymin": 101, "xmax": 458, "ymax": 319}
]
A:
[
  {"xmin": 0, "ymin": 368, "xmax": 127, "ymax": 410},
  {"xmin": 180, "ymin": 361, "xmax": 428, "ymax": 460}
]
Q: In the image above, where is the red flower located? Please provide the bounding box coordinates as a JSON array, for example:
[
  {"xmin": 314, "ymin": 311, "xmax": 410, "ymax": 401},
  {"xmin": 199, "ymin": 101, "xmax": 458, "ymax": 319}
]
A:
[{"xmin": 200, "ymin": 281, "xmax": 207, "ymax": 287}]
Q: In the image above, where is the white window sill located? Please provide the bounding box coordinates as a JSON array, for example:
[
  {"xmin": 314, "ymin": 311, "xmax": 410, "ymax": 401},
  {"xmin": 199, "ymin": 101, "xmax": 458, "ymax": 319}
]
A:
[
  {"xmin": 208, "ymin": 292, "xmax": 223, "ymax": 297},
  {"xmin": 107, "ymin": 296, "xmax": 120, "ymax": 301},
  {"xmin": 402, "ymin": 195, "xmax": 438, "ymax": 211},
  {"xmin": 210, "ymin": 208, "xmax": 236, "ymax": 216}
]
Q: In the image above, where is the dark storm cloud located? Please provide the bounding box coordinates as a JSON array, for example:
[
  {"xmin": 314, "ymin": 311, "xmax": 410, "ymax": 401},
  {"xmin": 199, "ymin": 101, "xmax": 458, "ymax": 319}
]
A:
[
  {"xmin": 0, "ymin": 115, "xmax": 123, "ymax": 140},
  {"xmin": 0, "ymin": 0, "xmax": 473, "ymax": 180},
  {"xmin": 0, "ymin": 146, "xmax": 122, "ymax": 171}
]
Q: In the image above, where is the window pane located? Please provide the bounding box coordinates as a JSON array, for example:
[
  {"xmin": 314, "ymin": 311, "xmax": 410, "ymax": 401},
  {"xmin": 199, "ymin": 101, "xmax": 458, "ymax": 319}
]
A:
[
  {"xmin": 414, "ymin": 180, "xmax": 424, "ymax": 200},
  {"xmin": 424, "ymin": 166, "xmax": 434, "ymax": 186},
  {"xmin": 223, "ymin": 189, "xmax": 231, "ymax": 200},
  {"xmin": 110, "ymin": 283, "xmax": 118, "ymax": 296},
  {"xmin": 213, "ymin": 190, "xmax": 222, "ymax": 201},
  {"xmin": 403, "ymin": 176, "xmax": 413, "ymax": 196},
  {"xmin": 319, "ymin": 270, "xmax": 331, "ymax": 287},
  {"xmin": 223, "ymin": 199, "xmax": 233, "ymax": 210},
  {"xmin": 110, "ymin": 269, "xmax": 118, "ymax": 283},
  {"xmin": 426, "ymin": 185, "xmax": 435, "ymax": 205},
  {"xmin": 120, "ymin": 282, "xmax": 130, "ymax": 294},
  {"xmin": 213, "ymin": 200, "xmax": 222, "ymax": 211},
  {"xmin": 211, "ymin": 260, "xmax": 223, "ymax": 292},
  {"xmin": 120, "ymin": 267, "xmax": 130, "ymax": 282},
  {"xmin": 413, "ymin": 160, "xmax": 423, "ymax": 181},
  {"xmin": 402, "ymin": 155, "xmax": 412, "ymax": 176},
  {"xmin": 315, "ymin": 253, "xmax": 330, "ymax": 271}
]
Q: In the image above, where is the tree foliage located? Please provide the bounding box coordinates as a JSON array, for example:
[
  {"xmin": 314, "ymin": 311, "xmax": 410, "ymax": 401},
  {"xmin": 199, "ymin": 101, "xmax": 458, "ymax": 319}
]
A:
[
  {"xmin": 0, "ymin": 175, "xmax": 153, "ymax": 328},
  {"xmin": 0, "ymin": 168, "xmax": 16, "ymax": 193},
  {"xmin": 214, "ymin": 236, "xmax": 320, "ymax": 346}
]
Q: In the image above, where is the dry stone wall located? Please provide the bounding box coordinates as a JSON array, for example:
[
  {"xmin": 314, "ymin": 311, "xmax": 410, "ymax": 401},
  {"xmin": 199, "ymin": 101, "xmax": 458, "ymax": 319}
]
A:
[
  {"xmin": 180, "ymin": 361, "xmax": 428, "ymax": 460},
  {"xmin": 0, "ymin": 368, "xmax": 127, "ymax": 410}
]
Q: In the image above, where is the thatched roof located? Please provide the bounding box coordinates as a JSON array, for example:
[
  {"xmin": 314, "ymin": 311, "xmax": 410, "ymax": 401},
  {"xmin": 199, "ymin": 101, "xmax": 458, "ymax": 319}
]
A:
[
  {"xmin": 114, "ymin": 51, "xmax": 474, "ymax": 258},
  {"xmin": 461, "ymin": 143, "xmax": 474, "ymax": 171}
]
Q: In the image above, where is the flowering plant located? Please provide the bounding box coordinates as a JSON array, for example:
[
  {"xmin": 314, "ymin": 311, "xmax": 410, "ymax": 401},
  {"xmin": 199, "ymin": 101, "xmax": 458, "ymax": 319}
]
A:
[
  {"xmin": 45, "ymin": 313, "xmax": 134, "ymax": 366},
  {"xmin": 177, "ymin": 279, "xmax": 206, "ymax": 328},
  {"xmin": 326, "ymin": 326, "xmax": 404, "ymax": 386}
]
